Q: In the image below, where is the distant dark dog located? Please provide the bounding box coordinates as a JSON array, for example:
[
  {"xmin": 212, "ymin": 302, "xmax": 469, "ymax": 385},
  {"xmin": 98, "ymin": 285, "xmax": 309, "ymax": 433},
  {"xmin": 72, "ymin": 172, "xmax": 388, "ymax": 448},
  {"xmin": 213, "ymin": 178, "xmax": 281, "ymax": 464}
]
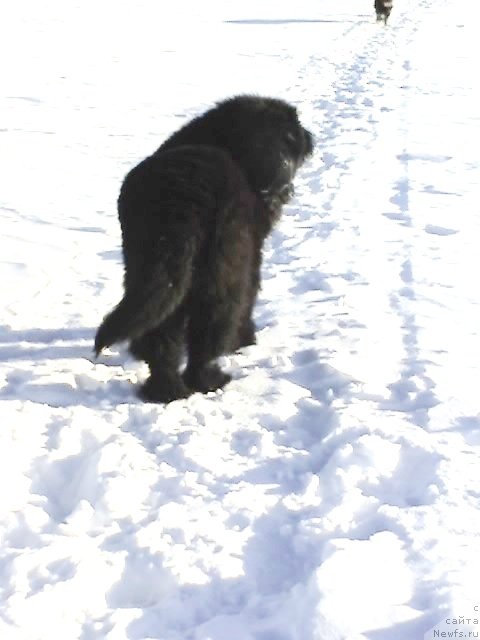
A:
[
  {"xmin": 95, "ymin": 95, "xmax": 313, "ymax": 402},
  {"xmin": 375, "ymin": 0, "xmax": 393, "ymax": 24}
]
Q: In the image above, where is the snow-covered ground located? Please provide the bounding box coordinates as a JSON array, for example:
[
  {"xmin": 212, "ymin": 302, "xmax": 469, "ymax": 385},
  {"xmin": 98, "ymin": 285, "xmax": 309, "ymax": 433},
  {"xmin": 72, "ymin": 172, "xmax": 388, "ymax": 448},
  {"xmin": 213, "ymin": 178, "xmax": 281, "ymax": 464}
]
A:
[{"xmin": 1, "ymin": 0, "xmax": 479, "ymax": 638}]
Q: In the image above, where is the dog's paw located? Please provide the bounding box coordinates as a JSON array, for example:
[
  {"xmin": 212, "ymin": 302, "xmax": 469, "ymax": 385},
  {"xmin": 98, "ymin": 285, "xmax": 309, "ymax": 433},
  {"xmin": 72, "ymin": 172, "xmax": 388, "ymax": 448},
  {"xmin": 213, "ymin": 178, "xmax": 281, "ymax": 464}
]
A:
[
  {"xmin": 183, "ymin": 364, "xmax": 231, "ymax": 393},
  {"xmin": 139, "ymin": 374, "xmax": 192, "ymax": 404}
]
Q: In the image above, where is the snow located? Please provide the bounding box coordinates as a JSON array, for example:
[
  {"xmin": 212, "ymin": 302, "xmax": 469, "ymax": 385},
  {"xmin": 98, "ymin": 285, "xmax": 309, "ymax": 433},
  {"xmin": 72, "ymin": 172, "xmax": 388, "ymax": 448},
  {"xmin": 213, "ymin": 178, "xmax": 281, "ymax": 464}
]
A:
[{"xmin": 1, "ymin": 0, "xmax": 479, "ymax": 638}]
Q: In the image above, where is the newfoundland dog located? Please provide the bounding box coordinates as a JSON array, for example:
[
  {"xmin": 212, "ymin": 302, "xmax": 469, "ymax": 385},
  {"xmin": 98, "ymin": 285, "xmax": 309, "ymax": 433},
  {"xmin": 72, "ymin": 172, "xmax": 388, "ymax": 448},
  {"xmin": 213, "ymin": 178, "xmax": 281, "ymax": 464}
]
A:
[{"xmin": 95, "ymin": 95, "xmax": 313, "ymax": 402}]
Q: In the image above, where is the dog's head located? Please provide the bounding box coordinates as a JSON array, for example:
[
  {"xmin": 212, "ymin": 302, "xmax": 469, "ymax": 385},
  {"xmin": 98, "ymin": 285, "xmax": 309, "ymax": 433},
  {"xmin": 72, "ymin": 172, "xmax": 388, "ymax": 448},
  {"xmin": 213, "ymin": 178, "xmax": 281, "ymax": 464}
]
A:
[
  {"xmin": 210, "ymin": 95, "xmax": 314, "ymax": 206},
  {"xmin": 162, "ymin": 95, "xmax": 314, "ymax": 208}
]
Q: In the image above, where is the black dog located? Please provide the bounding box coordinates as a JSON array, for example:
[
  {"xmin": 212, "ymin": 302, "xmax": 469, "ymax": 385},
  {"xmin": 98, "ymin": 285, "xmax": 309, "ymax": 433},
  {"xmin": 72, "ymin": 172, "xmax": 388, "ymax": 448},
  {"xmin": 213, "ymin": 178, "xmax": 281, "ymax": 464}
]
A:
[
  {"xmin": 375, "ymin": 0, "xmax": 393, "ymax": 24},
  {"xmin": 95, "ymin": 95, "xmax": 313, "ymax": 403}
]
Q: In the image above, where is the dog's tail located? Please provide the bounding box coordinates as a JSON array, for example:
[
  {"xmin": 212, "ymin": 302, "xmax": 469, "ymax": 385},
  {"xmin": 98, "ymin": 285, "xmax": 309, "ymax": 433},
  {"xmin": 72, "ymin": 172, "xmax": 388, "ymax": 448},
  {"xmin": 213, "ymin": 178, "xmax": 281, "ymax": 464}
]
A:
[{"xmin": 94, "ymin": 241, "xmax": 195, "ymax": 356}]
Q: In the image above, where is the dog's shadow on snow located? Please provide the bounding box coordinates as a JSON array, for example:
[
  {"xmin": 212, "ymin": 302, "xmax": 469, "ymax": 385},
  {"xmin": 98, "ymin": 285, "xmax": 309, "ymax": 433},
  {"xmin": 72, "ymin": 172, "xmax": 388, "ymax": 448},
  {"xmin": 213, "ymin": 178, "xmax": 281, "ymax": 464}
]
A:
[
  {"xmin": 0, "ymin": 325, "xmax": 93, "ymax": 359},
  {"xmin": 0, "ymin": 324, "xmax": 144, "ymax": 408}
]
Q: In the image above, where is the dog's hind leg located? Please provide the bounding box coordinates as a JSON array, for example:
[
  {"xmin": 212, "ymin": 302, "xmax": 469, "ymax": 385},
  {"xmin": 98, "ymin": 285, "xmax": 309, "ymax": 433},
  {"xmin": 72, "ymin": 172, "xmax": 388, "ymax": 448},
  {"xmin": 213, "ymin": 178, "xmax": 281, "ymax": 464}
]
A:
[
  {"xmin": 183, "ymin": 296, "xmax": 240, "ymax": 394},
  {"xmin": 232, "ymin": 284, "xmax": 259, "ymax": 351},
  {"xmin": 130, "ymin": 307, "xmax": 191, "ymax": 403},
  {"xmin": 235, "ymin": 316, "xmax": 257, "ymax": 350}
]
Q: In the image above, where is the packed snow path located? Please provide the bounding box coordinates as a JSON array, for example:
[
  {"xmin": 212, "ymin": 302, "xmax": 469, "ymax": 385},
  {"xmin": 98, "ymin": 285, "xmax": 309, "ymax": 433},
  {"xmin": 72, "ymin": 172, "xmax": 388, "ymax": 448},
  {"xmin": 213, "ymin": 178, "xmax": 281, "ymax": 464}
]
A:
[{"xmin": 1, "ymin": 1, "xmax": 479, "ymax": 639}]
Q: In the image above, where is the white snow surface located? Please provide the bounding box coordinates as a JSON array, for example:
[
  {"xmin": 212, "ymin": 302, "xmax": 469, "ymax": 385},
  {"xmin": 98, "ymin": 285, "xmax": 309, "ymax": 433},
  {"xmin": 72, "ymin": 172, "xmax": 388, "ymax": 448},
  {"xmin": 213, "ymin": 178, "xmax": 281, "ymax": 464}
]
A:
[{"xmin": 1, "ymin": 0, "xmax": 479, "ymax": 638}]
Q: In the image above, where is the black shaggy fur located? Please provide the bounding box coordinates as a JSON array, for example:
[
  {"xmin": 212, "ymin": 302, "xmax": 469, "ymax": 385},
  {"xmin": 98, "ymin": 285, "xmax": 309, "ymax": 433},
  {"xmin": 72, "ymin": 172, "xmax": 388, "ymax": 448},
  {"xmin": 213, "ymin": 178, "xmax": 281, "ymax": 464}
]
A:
[
  {"xmin": 375, "ymin": 0, "xmax": 393, "ymax": 24},
  {"xmin": 95, "ymin": 95, "xmax": 313, "ymax": 403}
]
